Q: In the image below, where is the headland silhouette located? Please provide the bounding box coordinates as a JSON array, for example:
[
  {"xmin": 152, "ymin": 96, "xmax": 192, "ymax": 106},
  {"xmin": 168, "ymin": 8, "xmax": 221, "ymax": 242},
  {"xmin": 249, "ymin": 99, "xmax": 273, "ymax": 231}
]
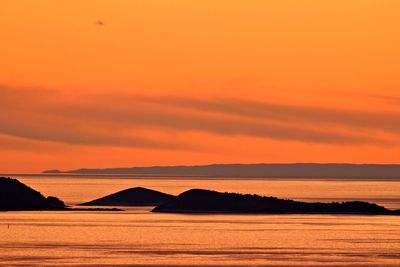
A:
[{"xmin": 0, "ymin": 177, "xmax": 65, "ymax": 211}]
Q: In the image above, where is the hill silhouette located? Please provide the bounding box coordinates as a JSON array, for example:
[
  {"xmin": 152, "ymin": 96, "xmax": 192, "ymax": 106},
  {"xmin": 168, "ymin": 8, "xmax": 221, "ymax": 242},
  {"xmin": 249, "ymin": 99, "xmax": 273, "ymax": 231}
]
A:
[
  {"xmin": 44, "ymin": 163, "xmax": 400, "ymax": 178},
  {"xmin": 79, "ymin": 187, "xmax": 174, "ymax": 206},
  {"xmin": 0, "ymin": 177, "xmax": 65, "ymax": 211},
  {"xmin": 153, "ymin": 189, "xmax": 400, "ymax": 215}
]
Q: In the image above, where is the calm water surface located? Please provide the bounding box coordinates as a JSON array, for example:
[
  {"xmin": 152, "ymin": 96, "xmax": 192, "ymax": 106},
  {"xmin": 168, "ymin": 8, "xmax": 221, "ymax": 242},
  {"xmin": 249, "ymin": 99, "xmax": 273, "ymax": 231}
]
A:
[{"xmin": 1, "ymin": 175, "xmax": 399, "ymax": 266}]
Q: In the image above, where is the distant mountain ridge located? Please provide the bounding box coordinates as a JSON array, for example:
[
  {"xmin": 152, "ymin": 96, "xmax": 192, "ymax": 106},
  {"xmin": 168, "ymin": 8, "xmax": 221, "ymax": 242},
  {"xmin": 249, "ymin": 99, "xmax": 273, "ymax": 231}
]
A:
[{"xmin": 44, "ymin": 163, "xmax": 400, "ymax": 178}]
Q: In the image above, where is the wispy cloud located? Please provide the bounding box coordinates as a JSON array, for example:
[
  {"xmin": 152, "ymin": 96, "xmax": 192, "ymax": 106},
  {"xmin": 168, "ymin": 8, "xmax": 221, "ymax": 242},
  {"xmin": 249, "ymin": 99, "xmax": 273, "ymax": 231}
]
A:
[
  {"xmin": 364, "ymin": 93, "xmax": 400, "ymax": 107},
  {"xmin": 0, "ymin": 85, "xmax": 398, "ymax": 150},
  {"xmin": 0, "ymin": 86, "xmax": 190, "ymax": 150},
  {"xmin": 138, "ymin": 96, "xmax": 400, "ymax": 133}
]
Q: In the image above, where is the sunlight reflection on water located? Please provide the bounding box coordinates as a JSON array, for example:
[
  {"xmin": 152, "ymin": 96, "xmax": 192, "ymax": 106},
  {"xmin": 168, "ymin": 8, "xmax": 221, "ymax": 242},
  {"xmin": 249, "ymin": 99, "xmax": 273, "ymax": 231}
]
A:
[
  {"xmin": 1, "ymin": 210, "xmax": 400, "ymax": 266},
  {"xmin": 0, "ymin": 175, "xmax": 399, "ymax": 266}
]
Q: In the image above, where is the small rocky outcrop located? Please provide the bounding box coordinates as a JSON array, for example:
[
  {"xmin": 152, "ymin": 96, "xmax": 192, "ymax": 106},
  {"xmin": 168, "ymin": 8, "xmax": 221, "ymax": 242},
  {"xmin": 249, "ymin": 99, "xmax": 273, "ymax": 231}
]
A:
[{"xmin": 79, "ymin": 187, "xmax": 174, "ymax": 206}]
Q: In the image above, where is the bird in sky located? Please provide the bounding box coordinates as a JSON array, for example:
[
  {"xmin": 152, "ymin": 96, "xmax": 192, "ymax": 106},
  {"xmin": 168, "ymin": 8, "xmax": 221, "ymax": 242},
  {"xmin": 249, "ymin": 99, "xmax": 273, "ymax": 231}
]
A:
[{"xmin": 95, "ymin": 20, "xmax": 105, "ymax": 26}]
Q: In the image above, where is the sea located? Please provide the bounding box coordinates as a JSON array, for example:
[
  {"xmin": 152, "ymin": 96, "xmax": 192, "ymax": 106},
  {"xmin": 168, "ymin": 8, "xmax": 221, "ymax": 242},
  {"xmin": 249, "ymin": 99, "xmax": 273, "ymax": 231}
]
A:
[{"xmin": 1, "ymin": 175, "xmax": 399, "ymax": 266}]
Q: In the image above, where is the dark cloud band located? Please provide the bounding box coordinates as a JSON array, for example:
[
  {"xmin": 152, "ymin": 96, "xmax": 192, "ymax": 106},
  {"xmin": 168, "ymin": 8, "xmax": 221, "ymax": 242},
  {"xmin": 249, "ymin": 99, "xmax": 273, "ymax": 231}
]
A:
[{"xmin": 0, "ymin": 85, "xmax": 398, "ymax": 150}]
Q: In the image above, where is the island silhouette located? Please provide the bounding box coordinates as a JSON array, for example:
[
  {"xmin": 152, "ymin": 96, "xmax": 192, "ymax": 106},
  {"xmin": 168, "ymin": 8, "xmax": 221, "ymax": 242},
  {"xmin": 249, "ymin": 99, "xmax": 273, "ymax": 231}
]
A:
[
  {"xmin": 0, "ymin": 177, "xmax": 65, "ymax": 211},
  {"xmin": 80, "ymin": 187, "xmax": 174, "ymax": 206},
  {"xmin": 44, "ymin": 163, "xmax": 400, "ymax": 178},
  {"xmin": 0, "ymin": 177, "xmax": 121, "ymax": 211},
  {"xmin": 152, "ymin": 189, "xmax": 400, "ymax": 215},
  {"xmin": 2, "ymin": 177, "xmax": 399, "ymax": 215}
]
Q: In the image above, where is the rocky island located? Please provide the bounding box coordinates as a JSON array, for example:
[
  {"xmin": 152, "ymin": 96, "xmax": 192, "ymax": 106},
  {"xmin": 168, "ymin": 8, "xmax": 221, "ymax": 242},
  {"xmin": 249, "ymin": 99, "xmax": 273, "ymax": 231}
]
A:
[
  {"xmin": 152, "ymin": 189, "xmax": 400, "ymax": 215},
  {"xmin": 79, "ymin": 187, "xmax": 174, "ymax": 206},
  {"xmin": 3, "ymin": 176, "xmax": 398, "ymax": 215},
  {"xmin": 0, "ymin": 177, "xmax": 66, "ymax": 211},
  {"xmin": 0, "ymin": 177, "xmax": 123, "ymax": 211}
]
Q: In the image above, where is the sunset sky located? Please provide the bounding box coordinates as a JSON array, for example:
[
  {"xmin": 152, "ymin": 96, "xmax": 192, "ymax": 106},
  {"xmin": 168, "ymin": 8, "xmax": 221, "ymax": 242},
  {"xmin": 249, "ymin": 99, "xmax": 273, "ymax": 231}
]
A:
[{"xmin": 1, "ymin": 0, "xmax": 400, "ymax": 173}]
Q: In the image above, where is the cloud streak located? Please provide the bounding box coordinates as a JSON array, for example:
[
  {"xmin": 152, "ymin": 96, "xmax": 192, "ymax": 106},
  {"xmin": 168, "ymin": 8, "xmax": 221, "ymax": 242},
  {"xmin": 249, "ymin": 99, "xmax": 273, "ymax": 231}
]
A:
[
  {"xmin": 0, "ymin": 85, "xmax": 398, "ymax": 151},
  {"xmin": 138, "ymin": 96, "xmax": 400, "ymax": 134}
]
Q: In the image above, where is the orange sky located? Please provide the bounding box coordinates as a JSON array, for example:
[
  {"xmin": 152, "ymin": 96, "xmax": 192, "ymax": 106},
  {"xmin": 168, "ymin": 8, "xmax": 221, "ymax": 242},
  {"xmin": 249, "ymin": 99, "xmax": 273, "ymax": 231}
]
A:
[{"xmin": 1, "ymin": 0, "xmax": 400, "ymax": 173}]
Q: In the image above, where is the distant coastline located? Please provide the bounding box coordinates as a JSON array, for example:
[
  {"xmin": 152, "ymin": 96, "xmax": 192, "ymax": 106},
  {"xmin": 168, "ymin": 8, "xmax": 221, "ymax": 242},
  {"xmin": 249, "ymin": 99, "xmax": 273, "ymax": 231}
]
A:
[{"xmin": 43, "ymin": 163, "xmax": 400, "ymax": 178}]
